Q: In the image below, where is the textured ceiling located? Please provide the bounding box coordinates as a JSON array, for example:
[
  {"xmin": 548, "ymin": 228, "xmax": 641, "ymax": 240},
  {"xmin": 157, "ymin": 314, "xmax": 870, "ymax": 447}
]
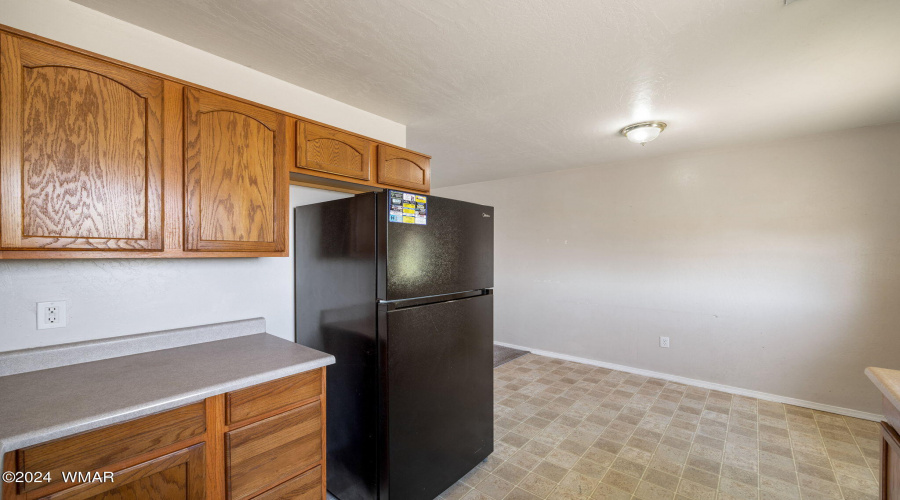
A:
[{"xmin": 74, "ymin": 0, "xmax": 900, "ymax": 187}]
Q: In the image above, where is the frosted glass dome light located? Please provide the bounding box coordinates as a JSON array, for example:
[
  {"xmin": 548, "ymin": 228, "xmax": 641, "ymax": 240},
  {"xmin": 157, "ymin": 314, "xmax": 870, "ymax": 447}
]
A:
[{"xmin": 621, "ymin": 121, "xmax": 667, "ymax": 145}]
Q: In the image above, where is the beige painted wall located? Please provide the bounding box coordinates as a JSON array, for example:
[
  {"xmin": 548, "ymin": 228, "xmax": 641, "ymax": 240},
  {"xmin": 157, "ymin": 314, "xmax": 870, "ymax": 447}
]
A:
[{"xmin": 435, "ymin": 123, "xmax": 900, "ymax": 415}]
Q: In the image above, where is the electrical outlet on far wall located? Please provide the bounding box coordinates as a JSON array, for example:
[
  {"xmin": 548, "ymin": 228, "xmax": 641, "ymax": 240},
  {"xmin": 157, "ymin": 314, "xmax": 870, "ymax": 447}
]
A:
[
  {"xmin": 659, "ymin": 336, "xmax": 670, "ymax": 348},
  {"xmin": 37, "ymin": 301, "xmax": 67, "ymax": 330}
]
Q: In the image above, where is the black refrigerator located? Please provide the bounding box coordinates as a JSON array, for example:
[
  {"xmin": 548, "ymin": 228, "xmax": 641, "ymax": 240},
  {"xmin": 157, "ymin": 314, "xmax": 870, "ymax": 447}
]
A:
[{"xmin": 295, "ymin": 190, "xmax": 494, "ymax": 500}]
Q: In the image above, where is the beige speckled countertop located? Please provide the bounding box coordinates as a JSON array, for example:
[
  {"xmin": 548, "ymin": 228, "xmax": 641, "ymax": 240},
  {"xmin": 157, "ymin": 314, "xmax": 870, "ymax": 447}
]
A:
[
  {"xmin": 865, "ymin": 366, "xmax": 900, "ymax": 412},
  {"xmin": 0, "ymin": 319, "xmax": 334, "ymax": 499}
]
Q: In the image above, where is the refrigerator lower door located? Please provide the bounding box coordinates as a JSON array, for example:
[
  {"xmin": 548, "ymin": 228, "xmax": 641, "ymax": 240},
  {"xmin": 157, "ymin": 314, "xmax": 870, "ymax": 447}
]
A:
[{"xmin": 381, "ymin": 293, "xmax": 494, "ymax": 500}]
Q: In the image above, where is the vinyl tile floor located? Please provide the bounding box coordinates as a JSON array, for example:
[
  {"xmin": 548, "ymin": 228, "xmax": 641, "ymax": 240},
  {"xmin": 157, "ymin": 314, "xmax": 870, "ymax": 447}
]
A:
[{"xmin": 438, "ymin": 354, "xmax": 881, "ymax": 500}]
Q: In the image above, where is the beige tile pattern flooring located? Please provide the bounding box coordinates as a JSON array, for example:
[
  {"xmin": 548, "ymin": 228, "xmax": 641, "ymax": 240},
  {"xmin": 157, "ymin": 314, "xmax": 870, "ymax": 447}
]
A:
[{"xmin": 439, "ymin": 354, "xmax": 881, "ymax": 500}]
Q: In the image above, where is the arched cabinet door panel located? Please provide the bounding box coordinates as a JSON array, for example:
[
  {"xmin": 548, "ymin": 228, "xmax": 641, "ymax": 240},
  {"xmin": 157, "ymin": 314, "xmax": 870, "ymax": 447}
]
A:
[
  {"xmin": 297, "ymin": 121, "xmax": 374, "ymax": 181},
  {"xmin": 377, "ymin": 145, "xmax": 431, "ymax": 192},
  {"xmin": 0, "ymin": 34, "xmax": 164, "ymax": 251},
  {"xmin": 183, "ymin": 88, "xmax": 287, "ymax": 254}
]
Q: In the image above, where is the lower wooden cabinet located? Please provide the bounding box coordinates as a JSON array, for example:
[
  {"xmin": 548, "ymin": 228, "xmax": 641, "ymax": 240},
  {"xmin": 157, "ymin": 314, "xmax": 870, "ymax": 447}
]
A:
[
  {"xmin": 17, "ymin": 403, "xmax": 206, "ymax": 494},
  {"xmin": 226, "ymin": 366, "xmax": 321, "ymax": 425},
  {"xmin": 2, "ymin": 368, "xmax": 326, "ymax": 500},
  {"xmin": 880, "ymin": 396, "xmax": 900, "ymax": 500},
  {"xmin": 251, "ymin": 466, "xmax": 321, "ymax": 500},
  {"xmin": 38, "ymin": 444, "xmax": 206, "ymax": 500},
  {"xmin": 883, "ymin": 422, "xmax": 900, "ymax": 500},
  {"xmin": 226, "ymin": 402, "xmax": 322, "ymax": 500}
]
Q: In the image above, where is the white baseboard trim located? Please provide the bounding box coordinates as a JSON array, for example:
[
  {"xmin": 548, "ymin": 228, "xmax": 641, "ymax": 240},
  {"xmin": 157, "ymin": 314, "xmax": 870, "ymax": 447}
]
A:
[{"xmin": 494, "ymin": 341, "xmax": 883, "ymax": 422}]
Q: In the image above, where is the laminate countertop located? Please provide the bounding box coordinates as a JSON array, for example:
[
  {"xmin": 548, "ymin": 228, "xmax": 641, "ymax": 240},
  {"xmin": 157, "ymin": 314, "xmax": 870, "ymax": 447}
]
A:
[
  {"xmin": 866, "ymin": 366, "xmax": 900, "ymax": 412},
  {"xmin": 0, "ymin": 318, "xmax": 334, "ymax": 498}
]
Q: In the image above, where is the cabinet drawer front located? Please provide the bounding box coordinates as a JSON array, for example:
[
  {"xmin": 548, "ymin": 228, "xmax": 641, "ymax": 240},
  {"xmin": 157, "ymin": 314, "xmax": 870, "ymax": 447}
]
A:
[
  {"xmin": 377, "ymin": 145, "xmax": 431, "ymax": 192},
  {"xmin": 19, "ymin": 403, "xmax": 205, "ymax": 493},
  {"xmin": 226, "ymin": 369, "xmax": 322, "ymax": 425},
  {"xmin": 251, "ymin": 466, "xmax": 321, "ymax": 500},
  {"xmin": 226, "ymin": 401, "xmax": 322, "ymax": 500},
  {"xmin": 298, "ymin": 121, "xmax": 373, "ymax": 181}
]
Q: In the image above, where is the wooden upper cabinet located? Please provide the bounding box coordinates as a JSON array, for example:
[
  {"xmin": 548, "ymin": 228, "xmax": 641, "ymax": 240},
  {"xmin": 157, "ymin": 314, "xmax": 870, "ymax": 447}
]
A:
[
  {"xmin": 0, "ymin": 27, "xmax": 432, "ymax": 259},
  {"xmin": 183, "ymin": 88, "xmax": 287, "ymax": 254},
  {"xmin": 0, "ymin": 34, "xmax": 164, "ymax": 251},
  {"xmin": 377, "ymin": 145, "xmax": 431, "ymax": 192},
  {"xmin": 297, "ymin": 121, "xmax": 374, "ymax": 181}
]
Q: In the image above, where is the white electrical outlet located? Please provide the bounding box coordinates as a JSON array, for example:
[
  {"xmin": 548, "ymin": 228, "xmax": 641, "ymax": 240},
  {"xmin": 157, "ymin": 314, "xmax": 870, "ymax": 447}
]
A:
[
  {"xmin": 37, "ymin": 301, "xmax": 67, "ymax": 330},
  {"xmin": 659, "ymin": 336, "xmax": 670, "ymax": 348}
]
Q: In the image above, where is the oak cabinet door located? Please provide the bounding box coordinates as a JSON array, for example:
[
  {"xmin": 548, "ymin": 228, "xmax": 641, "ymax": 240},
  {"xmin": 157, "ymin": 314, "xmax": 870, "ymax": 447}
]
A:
[
  {"xmin": 184, "ymin": 88, "xmax": 287, "ymax": 253},
  {"xmin": 296, "ymin": 121, "xmax": 374, "ymax": 181},
  {"xmin": 0, "ymin": 34, "xmax": 164, "ymax": 251},
  {"xmin": 18, "ymin": 402, "xmax": 206, "ymax": 494},
  {"xmin": 377, "ymin": 145, "xmax": 430, "ymax": 192},
  {"xmin": 38, "ymin": 444, "xmax": 205, "ymax": 500}
]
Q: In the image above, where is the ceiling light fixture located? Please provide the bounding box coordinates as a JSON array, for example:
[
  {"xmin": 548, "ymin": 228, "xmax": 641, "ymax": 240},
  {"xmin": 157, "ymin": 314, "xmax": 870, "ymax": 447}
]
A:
[{"xmin": 621, "ymin": 121, "xmax": 667, "ymax": 145}]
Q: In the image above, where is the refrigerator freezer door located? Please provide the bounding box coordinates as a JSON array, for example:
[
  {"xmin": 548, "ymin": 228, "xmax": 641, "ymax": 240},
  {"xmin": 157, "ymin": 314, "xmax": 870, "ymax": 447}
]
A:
[
  {"xmin": 382, "ymin": 293, "xmax": 494, "ymax": 500},
  {"xmin": 381, "ymin": 192, "xmax": 494, "ymax": 300}
]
